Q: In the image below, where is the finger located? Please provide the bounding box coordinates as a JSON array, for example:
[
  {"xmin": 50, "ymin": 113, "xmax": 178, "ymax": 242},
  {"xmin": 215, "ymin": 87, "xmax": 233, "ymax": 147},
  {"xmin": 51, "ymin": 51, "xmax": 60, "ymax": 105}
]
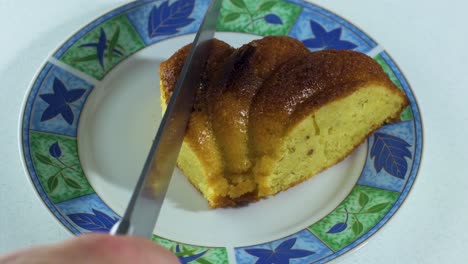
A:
[
  {"xmin": 58, "ymin": 234, "xmax": 180, "ymax": 264},
  {"xmin": 0, "ymin": 234, "xmax": 180, "ymax": 264}
]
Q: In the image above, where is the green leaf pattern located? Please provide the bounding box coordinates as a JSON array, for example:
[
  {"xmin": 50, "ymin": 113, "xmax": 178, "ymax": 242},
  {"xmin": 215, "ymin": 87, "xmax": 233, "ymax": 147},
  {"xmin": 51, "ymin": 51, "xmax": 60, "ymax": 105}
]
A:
[
  {"xmin": 365, "ymin": 202, "xmax": 391, "ymax": 214},
  {"xmin": 73, "ymin": 26, "xmax": 125, "ymax": 72},
  {"xmin": 329, "ymin": 194, "xmax": 392, "ymax": 236},
  {"xmin": 222, "ymin": 0, "xmax": 282, "ymax": 30},
  {"xmin": 259, "ymin": 1, "xmax": 277, "ymax": 11},
  {"xmin": 223, "ymin": 12, "xmax": 241, "ymax": 23},
  {"xmin": 351, "ymin": 218, "xmax": 363, "ymax": 236},
  {"xmin": 58, "ymin": 15, "xmax": 145, "ymax": 81},
  {"xmin": 71, "ymin": 54, "xmax": 99, "ymax": 63},
  {"xmin": 35, "ymin": 153, "xmax": 53, "ymax": 165},
  {"xmin": 47, "ymin": 175, "xmax": 59, "ymax": 192},
  {"xmin": 196, "ymin": 259, "xmax": 214, "ymax": 264},
  {"xmin": 310, "ymin": 186, "xmax": 399, "ymax": 251},
  {"xmin": 217, "ymin": 0, "xmax": 301, "ymax": 36},
  {"xmin": 63, "ymin": 176, "xmax": 82, "ymax": 189},
  {"xmin": 34, "ymin": 142, "xmax": 83, "ymax": 193},
  {"xmin": 172, "ymin": 244, "xmax": 198, "ymax": 257},
  {"xmin": 153, "ymin": 236, "xmax": 228, "ymax": 264},
  {"xmin": 358, "ymin": 192, "xmax": 369, "ymax": 208},
  {"xmin": 230, "ymin": 0, "xmax": 247, "ymax": 9},
  {"xmin": 107, "ymin": 26, "xmax": 121, "ymax": 65}
]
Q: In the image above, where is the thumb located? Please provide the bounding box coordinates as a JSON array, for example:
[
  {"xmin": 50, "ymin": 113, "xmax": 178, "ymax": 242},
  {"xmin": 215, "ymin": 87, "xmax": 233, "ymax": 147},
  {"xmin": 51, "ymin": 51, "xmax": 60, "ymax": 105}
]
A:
[{"xmin": 0, "ymin": 234, "xmax": 180, "ymax": 264}]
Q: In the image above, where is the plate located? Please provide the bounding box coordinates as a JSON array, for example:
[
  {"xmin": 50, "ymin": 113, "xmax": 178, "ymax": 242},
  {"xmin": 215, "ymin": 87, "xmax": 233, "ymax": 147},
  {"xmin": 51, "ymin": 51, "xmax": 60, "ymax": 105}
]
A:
[{"xmin": 20, "ymin": 0, "xmax": 422, "ymax": 263}]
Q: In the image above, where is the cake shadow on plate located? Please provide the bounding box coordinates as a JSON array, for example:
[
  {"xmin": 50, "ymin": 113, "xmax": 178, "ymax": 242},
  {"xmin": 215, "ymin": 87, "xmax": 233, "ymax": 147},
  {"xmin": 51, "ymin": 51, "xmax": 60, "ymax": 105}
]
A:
[{"xmin": 164, "ymin": 171, "xmax": 214, "ymax": 212}]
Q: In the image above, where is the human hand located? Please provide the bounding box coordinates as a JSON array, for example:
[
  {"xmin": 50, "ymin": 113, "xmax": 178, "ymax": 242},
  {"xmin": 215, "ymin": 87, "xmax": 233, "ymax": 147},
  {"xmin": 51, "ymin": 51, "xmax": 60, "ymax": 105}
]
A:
[{"xmin": 0, "ymin": 234, "xmax": 180, "ymax": 264}]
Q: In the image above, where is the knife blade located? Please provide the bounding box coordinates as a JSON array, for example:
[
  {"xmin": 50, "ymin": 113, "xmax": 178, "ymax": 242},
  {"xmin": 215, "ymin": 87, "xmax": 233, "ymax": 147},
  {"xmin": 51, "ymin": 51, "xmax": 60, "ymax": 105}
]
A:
[{"xmin": 110, "ymin": 0, "xmax": 222, "ymax": 238}]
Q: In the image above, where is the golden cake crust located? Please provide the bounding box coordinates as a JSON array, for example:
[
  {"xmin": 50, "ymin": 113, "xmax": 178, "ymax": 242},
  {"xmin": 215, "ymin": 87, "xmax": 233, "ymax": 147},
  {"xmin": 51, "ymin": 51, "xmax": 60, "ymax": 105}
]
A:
[
  {"xmin": 250, "ymin": 50, "xmax": 408, "ymax": 157},
  {"xmin": 161, "ymin": 39, "xmax": 235, "ymax": 155},
  {"xmin": 207, "ymin": 36, "xmax": 310, "ymax": 177}
]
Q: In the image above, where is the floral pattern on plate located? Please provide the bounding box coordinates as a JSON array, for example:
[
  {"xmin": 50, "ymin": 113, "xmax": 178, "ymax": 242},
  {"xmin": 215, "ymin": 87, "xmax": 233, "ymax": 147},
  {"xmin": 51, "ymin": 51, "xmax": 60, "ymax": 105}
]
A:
[
  {"xmin": 154, "ymin": 236, "xmax": 229, "ymax": 264},
  {"xmin": 310, "ymin": 185, "xmax": 399, "ymax": 252},
  {"xmin": 58, "ymin": 15, "xmax": 145, "ymax": 80},
  {"xmin": 217, "ymin": 0, "xmax": 301, "ymax": 36},
  {"xmin": 236, "ymin": 230, "xmax": 333, "ymax": 263},
  {"xmin": 126, "ymin": 0, "xmax": 210, "ymax": 46},
  {"xmin": 28, "ymin": 64, "xmax": 93, "ymax": 136}
]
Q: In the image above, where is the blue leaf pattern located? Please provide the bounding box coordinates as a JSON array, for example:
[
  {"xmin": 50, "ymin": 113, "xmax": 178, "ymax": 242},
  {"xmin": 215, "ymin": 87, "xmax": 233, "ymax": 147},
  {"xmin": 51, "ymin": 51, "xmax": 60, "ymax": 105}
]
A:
[
  {"xmin": 326, "ymin": 222, "xmax": 348, "ymax": 234},
  {"xmin": 65, "ymin": 89, "xmax": 86, "ymax": 102},
  {"xmin": 52, "ymin": 77, "xmax": 67, "ymax": 96},
  {"xmin": 245, "ymin": 248, "xmax": 274, "ymax": 263},
  {"xmin": 68, "ymin": 209, "xmax": 118, "ymax": 232},
  {"xmin": 78, "ymin": 43, "xmax": 123, "ymax": 57},
  {"xmin": 264, "ymin": 14, "xmax": 283, "ymax": 25},
  {"xmin": 77, "ymin": 27, "xmax": 124, "ymax": 71},
  {"xmin": 245, "ymin": 238, "xmax": 315, "ymax": 264},
  {"xmin": 97, "ymin": 29, "xmax": 107, "ymax": 69},
  {"xmin": 92, "ymin": 209, "xmax": 118, "ymax": 228},
  {"xmin": 327, "ymin": 208, "xmax": 349, "ymax": 234},
  {"xmin": 49, "ymin": 142, "xmax": 62, "ymax": 158},
  {"xmin": 276, "ymin": 238, "xmax": 296, "ymax": 251},
  {"xmin": 39, "ymin": 77, "xmax": 86, "ymax": 125},
  {"xmin": 371, "ymin": 132, "xmax": 412, "ymax": 179},
  {"xmin": 148, "ymin": 0, "xmax": 195, "ymax": 38},
  {"xmin": 302, "ymin": 21, "xmax": 357, "ymax": 50},
  {"xmin": 175, "ymin": 244, "xmax": 208, "ymax": 264},
  {"xmin": 310, "ymin": 20, "xmax": 326, "ymax": 37}
]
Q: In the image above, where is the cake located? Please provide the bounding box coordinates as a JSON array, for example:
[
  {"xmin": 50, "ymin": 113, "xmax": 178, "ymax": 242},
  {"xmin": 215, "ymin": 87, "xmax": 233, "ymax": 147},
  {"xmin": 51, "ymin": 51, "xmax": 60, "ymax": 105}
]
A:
[{"xmin": 159, "ymin": 36, "xmax": 409, "ymax": 208}]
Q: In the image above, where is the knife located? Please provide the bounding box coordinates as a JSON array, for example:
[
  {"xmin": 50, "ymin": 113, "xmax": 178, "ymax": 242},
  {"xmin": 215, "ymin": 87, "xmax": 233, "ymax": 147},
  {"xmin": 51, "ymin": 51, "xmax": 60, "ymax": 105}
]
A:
[{"xmin": 110, "ymin": 0, "xmax": 222, "ymax": 238}]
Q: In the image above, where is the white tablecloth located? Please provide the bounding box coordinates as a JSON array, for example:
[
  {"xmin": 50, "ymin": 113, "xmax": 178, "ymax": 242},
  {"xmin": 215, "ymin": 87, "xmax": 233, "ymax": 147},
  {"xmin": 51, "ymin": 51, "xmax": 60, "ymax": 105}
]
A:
[{"xmin": 0, "ymin": 0, "xmax": 466, "ymax": 262}]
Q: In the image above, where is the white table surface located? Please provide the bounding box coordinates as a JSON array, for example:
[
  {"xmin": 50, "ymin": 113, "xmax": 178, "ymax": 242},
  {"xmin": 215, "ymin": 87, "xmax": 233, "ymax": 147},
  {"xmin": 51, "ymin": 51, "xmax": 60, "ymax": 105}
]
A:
[{"xmin": 0, "ymin": 0, "xmax": 467, "ymax": 263}]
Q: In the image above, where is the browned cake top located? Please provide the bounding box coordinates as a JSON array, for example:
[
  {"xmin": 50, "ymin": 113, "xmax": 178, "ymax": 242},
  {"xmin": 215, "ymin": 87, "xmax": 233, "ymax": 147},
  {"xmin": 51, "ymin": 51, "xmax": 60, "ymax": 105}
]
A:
[
  {"xmin": 206, "ymin": 36, "xmax": 310, "ymax": 175},
  {"xmin": 160, "ymin": 39, "xmax": 235, "ymax": 178},
  {"xmin": 159, "ymin": 39, "xmax": 234, "ymax": 104},
  {"xmin": 249, "ymin": 49, "xmax": 404, "ymax": 156}
]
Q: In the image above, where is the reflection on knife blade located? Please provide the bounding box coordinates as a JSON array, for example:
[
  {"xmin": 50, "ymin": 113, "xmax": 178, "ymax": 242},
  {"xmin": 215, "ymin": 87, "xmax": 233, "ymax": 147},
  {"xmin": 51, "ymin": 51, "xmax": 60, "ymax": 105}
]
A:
[{"xmin": 110, "ymin": 0, "xmax": 222, "ymax": 238}]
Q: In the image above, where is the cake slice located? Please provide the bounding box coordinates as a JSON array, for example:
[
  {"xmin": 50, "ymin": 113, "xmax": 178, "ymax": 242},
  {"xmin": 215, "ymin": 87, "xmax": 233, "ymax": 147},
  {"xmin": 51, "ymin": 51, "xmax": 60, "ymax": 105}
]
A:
[
  {"xmin": 160, "ymin": 37, "xmax": 409, "ymax": 208},
  {"xmin": 249, "ymin": 50, "xmax": 408, "ymax": 196}
]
